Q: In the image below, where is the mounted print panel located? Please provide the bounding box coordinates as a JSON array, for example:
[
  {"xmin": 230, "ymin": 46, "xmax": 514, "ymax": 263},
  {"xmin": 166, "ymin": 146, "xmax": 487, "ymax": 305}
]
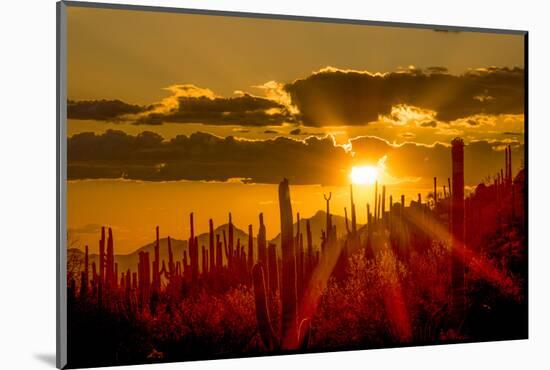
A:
[{"xmin": 57, "ymin": 1, "xmax": 527, "ymax": 368}]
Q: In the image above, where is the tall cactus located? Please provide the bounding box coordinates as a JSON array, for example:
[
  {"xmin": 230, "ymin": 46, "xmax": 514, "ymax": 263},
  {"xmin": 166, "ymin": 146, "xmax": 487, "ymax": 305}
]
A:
[
  {"xmin": 366, "ymin": 203, "xmax": 373, "ymax": 260},
  {"xmin": 252, "ymin": 260, "xmax": 311, "ymax": 353},
  {"xmin": 252, "ymin": 180, "xmax": 310, "ymax": 351},
  {"xmin": 278, "ymin": 178, "xmax": 298, "ymax": 349},
  {"xmin": 168, "ymin": 236, "xmax": 175, "ymax": 279},
  {"xmin": 344, "ymin": 207, "xmax": 350, "ymax": 234},
  {"xmin": 252, "ymin": 264, "xmax": 279, "ymax": 350},
  {"xmin": 201, "ymin": 245, "xmax": 206, "ymax": 274},
  {"xmin": 153, "ymin": 226, "xmax": 160, "ymax": 293},
  {"xmin": 267, "ymin": 243, "xmax": 279, "ymax": 295},
  {"xmin": 215, "ymin": 234, "xmax": 223, "ymax": 271},
  {"xmin": 114, "ymin": 262, "xmax": 118, "ymax": 290},
  {"xmin": 99, "ymin": 227, "xmax": 105, "ymax": 293},
  {"xmin": 209, "ymin": 219, "xmax": 215, "ymax": 274},
  {"xmin": 324, "ymin": 193, "xmax": 332, "ymax": 238},
  {"xmin": 107, "ymin": 228, "xmax": 115, "ymax": 291},
  {"xmin": 247, "ymin": 224, "xmax": 254, "ymax": 271},
  {"xmin": 257, "ymin": 213, "xmax": 267, "ymax": 268},
  {"xmin": 183, "ymin": 250, "xmax": 189, "ymax": 279},
  {"xmin": 228, "ymin": 213, "xmax": 234, "ymax": 270},
  {"xmin": 188, "ymin": 213, "xmax": 199, "ymax": 283},
  {"xmin": 124, "ymin": 268, "xmax": 132, "ymax": 311}
]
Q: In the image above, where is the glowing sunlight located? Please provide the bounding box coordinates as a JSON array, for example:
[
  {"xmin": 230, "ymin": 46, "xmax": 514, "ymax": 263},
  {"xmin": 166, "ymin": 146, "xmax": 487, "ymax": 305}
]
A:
[{"xmin": 350, "ymin": 165, "xmax": 379, "ymax": 185}]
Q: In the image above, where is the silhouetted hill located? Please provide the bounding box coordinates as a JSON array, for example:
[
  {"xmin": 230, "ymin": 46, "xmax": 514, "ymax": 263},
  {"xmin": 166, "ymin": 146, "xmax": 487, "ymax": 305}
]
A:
[
  {"xmin": 68, "ymin": 223, "xmax": 250, "ymax": 274},
  {"xmin": 269, "ymin": 210, "xmax": 362, "ymax": 251}
]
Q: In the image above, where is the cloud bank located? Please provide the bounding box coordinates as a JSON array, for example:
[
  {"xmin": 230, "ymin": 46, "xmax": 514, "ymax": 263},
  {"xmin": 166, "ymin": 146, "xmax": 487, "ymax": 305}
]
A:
[
  {"xmin": 67, "ymin": 66, "xmax": 524, "ymax": 127},
  {"xmin": 68, "ymin": 130, "xmax": 523, "ymax": 185}
]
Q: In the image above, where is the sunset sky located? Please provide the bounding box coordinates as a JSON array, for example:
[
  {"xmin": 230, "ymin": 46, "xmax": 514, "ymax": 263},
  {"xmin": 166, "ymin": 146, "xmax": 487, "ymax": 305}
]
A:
[{"xmin": 66, "ymin": 5, "xmax": 525, "ymax": 253}]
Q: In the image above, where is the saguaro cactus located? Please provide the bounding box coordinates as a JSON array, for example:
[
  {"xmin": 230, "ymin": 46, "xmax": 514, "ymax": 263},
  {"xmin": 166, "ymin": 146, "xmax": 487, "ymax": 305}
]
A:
[
  {"xmin": 209, "ymin": 219, "xmax": 215, "ymax": 274},
  {"xmin": 153, "ymin": 226, "xmax": 160, "ymax": 293},
  {"xmin": 252, "ymin": 264, "xmax": 279, "ymax": 350},
  {"xmin": 247, "ymin": 224, "xmax": 254, "ymax": 271},
  {"xmin": 107, "ymin": 228, "xmax": 115, "ymax": 291},
  {"xmin": 257, "ymin": 213, "xmax": 267, "ymax": 268},
  {"xmin": 114, "ymin": 262, "xmax": 118, "ymax": 290},
  {"xmin": 228, "ymin": 213, "xmax": 234, "ymax": 270},
  {"xmin": 99, "ymin": 227, "xmax": 105, "ymax": 289},
  {"xmin": 188, "ymin": 213, "xmax": 199, "ymax": 283},
  {"xmin": 124, "ymin": 268, "xmax": 132, "ymax": 311},
  {"xmin": 183, "ymin": 250, "xmax": 189, "ymax": 278},
  {"xmin": 267, "ymin": 243, "xmax": 279, "ymax": 295},
  {"xmin": 253, "ymin": 259, "xmax": 310, "ymax": 352},
  {"xmin": 278, "ymin": 178, "xmax": 298, "ymax": 349},
  {"xmin": 201, "ymin": 246, "xmax": 207, "ymax": 274},
  {"xmin": 324, "ymin": 192, "xmax": 332, "ymax": 237},
  {"xmin": 168, "ymin": 236, "xmax": 175, "ymax": 279},
  {"xmin": 215, "ymin": 234, "xmax": 223, "ymax": 271}
]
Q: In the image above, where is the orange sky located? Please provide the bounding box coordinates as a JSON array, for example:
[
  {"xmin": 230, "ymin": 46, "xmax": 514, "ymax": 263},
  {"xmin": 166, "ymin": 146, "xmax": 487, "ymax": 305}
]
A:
[{"xmin": 65, "ymin": 4, "xmax": 525, "ymax": 254}]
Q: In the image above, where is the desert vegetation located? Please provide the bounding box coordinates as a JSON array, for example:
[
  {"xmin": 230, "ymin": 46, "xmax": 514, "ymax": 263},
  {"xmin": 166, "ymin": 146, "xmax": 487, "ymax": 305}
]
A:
[{"xmin": 66, "ymin": 140, "xmax": 526, "ymax": 368}]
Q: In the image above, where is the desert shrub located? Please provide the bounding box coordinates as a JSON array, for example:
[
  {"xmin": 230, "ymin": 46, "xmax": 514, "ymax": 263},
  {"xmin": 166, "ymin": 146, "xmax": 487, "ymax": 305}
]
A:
[{"xmin": 312, "ymin": 249, "xmax": 393, "ymax": 349}]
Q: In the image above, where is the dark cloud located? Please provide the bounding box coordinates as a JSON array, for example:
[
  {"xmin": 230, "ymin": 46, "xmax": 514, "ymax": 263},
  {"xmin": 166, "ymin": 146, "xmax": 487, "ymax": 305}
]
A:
[
  {"xmin": 264, "ymin": 129, "xmax": 279, "ymax": 134},
  {"xmin": 67, "ymin": 100, "xmax": 150, "ymax": 120},
  {"xmin": 68, "ymin": 66, "xmax": 523, "ymax": 127},
  {"xmin": 284, "ymin": 67, "xmax": 524, "ymax": 126},
  {"xmin": 289, "ymin": 128, "xmax": 302, "ymax": 135},
  {"xmin": 68, "ymin": 130, "xmax": 351, "ymax": 185},
  {"xmin": 136, "ymin": 93, "xmax": 294, "ymax": 126},
  {"xmin": 68, "ymin": 130, "xmax": 524, "ymax": 186}
]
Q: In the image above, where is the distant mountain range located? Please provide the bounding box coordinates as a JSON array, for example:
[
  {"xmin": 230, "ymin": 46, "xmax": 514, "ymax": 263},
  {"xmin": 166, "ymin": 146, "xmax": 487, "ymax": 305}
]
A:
[{"xmin": 68, "ymin": 210, "xmax": 361, "ymax": 274}]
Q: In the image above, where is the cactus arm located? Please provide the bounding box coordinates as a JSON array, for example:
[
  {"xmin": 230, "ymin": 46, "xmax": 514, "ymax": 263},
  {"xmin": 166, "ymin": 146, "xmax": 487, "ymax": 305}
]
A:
[{"xmin": 252, "ymin": 264, "xmax": 279, "ymax": 351}]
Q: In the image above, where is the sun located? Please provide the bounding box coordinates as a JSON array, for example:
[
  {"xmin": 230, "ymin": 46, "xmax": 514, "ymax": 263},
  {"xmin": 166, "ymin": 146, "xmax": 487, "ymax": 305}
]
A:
[{"xmin": 350, "ymin": 165, "xmax": 379, "ymax": 185}]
